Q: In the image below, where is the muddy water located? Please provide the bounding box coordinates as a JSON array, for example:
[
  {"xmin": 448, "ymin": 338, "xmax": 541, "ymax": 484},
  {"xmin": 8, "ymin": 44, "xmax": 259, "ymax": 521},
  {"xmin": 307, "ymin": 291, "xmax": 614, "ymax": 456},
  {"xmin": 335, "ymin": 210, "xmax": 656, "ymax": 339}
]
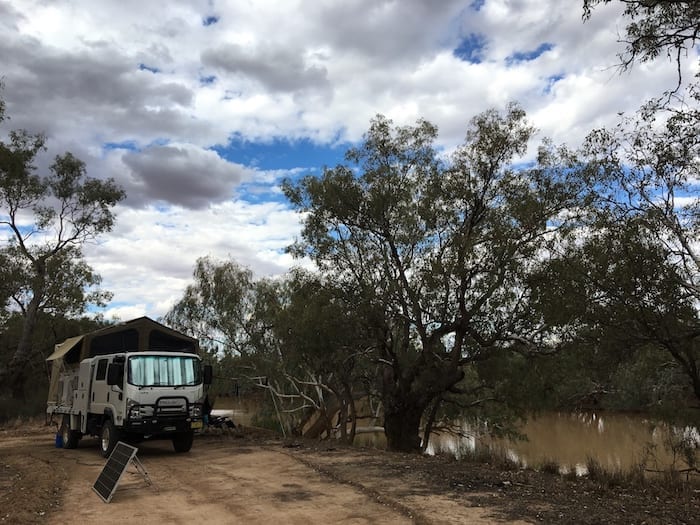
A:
[
  {"xmin": 360, "ymin": 412, "xmax": 699, "ymax": 474},
  {"xmin": 216, "ymin": 397, "xmax": 697, "ymax": 474}
]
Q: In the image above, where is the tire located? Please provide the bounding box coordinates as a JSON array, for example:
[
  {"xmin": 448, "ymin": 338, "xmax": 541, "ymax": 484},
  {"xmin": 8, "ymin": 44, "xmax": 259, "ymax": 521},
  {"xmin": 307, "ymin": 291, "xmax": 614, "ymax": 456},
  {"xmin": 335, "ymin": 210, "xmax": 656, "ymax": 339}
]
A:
[
  {"xmin": 100, "ymin": 419, "xmax": 120, "ymax": 458},
  {"xmin": 172, "ymin": 431, "xmax": 194, "ymax": 453},
  {"xmin": 60, "ymin": 415, "xmax": 81, "ymax": 449}
]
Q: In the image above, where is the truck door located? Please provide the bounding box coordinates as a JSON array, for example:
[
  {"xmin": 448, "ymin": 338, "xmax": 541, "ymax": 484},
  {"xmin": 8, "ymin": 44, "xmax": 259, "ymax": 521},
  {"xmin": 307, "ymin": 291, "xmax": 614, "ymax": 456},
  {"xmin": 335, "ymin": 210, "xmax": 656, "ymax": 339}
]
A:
[
  {"xmin": 75, "ymin": 361, "xmax": 92, "ymax": 433},
  {"xmin": 90, "ymin": 358, "xmax": 110, "ymax": 413}
]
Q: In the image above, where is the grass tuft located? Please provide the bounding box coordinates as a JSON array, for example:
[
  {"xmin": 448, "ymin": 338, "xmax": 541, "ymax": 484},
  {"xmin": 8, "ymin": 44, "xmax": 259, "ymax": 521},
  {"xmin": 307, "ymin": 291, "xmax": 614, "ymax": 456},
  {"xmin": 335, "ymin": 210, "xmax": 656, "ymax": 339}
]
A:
[{"xmin": 538, "ymin": 458, "xmax": 561, "ymax": 475}]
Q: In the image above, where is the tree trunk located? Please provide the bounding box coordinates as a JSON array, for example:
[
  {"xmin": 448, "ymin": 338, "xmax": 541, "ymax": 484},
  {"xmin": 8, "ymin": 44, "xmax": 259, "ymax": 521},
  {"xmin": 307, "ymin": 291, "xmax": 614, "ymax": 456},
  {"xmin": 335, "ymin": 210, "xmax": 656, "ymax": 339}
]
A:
[
  {"xmin": 379, "ymin": 335, "xmax": 465, "ymax": 452},
  {"xmin": 337, "ymin": 401, "xmax": 348, "ymax": 442},
  {"xmin": 347, "ymin": 389, "xmax": 357, "ymax": 444},
  {"xmin": 421, "ymin": 395, "xmax": 442, "ymax": 452},
  {"xmin": 7, "ymin": 271, "xmax": 45, "ymax": 401},
  {"xmin": 688, "ymin": 360, "xmax": 700, "ymax": 403},
  {"xmin": 384, "ymin": 402, "xmax": 424, "ymax": 452}
]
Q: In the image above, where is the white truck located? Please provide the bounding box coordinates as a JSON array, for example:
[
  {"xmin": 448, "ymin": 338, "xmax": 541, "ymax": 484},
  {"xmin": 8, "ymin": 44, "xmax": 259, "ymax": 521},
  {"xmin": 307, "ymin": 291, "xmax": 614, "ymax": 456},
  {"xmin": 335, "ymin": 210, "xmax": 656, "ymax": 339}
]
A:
[{"xmin": 46, "ymin": 317, "xmax": 212, "ymax": 456}]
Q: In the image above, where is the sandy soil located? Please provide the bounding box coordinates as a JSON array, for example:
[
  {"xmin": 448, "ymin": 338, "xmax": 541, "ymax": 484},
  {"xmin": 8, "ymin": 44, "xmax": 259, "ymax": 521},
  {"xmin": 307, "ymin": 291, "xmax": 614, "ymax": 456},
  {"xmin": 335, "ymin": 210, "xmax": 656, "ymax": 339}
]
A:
[{"xmin": 0, "ymin": 421, "xmax": 697, "ymax": 524}]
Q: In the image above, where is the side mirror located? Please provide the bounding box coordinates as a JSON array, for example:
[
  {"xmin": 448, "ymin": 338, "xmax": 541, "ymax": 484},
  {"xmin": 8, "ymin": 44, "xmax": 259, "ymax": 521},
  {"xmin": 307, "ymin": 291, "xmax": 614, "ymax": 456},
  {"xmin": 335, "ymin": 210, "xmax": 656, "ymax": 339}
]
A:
[
  {"xmin": 107, "ymin": 363, "xmax": 123, "ymax": 386},
  {"xmin": 203, "ymin": 365, "xmax": 213, "ymax": 385}
]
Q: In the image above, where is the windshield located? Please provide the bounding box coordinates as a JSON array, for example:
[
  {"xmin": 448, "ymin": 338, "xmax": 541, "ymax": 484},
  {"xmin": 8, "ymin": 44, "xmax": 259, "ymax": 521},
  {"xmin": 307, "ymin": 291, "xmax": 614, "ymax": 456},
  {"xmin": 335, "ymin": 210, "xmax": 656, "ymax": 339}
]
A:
[{"xmin": 128, "ymin": 355, "xmax": 202, "ymax": 387}]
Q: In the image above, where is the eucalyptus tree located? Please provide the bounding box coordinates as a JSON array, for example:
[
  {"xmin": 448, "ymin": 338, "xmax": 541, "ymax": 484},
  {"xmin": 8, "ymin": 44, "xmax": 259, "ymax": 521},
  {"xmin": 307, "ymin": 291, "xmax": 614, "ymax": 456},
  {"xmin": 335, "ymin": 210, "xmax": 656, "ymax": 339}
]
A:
[
  {"xmin": 163, "ymin": 256, "xmax": 261, "ymax": 357},
  {"xmin": 573, "ymin": 1, "xmax": 700, "ymax": 411},
  {"xmin": 269, "ymin": 269, "xmax": 375, "ymax": 442},
  {"xmin": 284, "ymin": 105, "xmax": 584, "ymax": 451},
  {"xmin": 583, "ymin": 0, "xmax": 700, "ymax": 84},
  {"xmin": 165, "ymin": 258, "xmax": 375, "ymax": 441},
  {"xmin": 534, "ymin": 218, "xmax": 699, "ymax": 408},
  {"xmin": 0, "ymin": 102, "xmax": 125, "ymax": 399},
  {"xmin": 571, "ymin": 101, "xmax": 698, "ymax": 405}
]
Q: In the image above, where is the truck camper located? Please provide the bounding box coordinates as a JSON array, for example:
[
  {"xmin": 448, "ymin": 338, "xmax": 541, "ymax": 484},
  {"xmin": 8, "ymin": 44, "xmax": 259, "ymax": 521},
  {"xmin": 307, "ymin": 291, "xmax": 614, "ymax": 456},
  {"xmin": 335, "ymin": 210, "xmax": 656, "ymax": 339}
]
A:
[{"xmin": 46, "ymin": 317, "xmax": 211, "ymax": 456}]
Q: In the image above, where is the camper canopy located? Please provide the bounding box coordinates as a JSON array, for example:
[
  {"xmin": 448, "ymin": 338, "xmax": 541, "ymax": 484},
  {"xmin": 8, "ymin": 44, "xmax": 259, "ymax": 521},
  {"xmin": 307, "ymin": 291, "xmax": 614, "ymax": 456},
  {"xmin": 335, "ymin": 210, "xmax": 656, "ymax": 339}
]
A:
[{"xmin": 46, "ymin": 316, "xmax": 198, "ymax": 365}]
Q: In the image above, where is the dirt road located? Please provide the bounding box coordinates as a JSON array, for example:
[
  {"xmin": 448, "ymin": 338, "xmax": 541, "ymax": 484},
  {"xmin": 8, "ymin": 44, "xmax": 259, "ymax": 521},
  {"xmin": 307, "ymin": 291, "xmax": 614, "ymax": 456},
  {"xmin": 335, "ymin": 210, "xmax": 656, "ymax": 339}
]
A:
[
  {"xmin": 1, "ymin": 421, "xmax": 697, "ymax": 524},
  {"xmin": 1, "ymin": 424, "xmax": 502, "ymax": 524},
  {"xmin": 51, "ymin": 439, "xmax": 412, "ymax": 524}
]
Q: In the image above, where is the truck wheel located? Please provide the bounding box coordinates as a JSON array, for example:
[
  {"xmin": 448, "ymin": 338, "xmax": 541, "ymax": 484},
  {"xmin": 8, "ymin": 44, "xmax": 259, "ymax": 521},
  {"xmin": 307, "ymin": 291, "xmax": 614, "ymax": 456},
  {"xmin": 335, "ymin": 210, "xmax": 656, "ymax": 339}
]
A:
[
  {"xmin": 100, "ymin": 419, "xmax": 120, "ymax": 457},
  {"xmin": 60, "ymin": 415, "xmax": 81, "ymax": 449},
  {"xmin": 172, "ymin": 431, "xmax": 194, "ymax": 453}
]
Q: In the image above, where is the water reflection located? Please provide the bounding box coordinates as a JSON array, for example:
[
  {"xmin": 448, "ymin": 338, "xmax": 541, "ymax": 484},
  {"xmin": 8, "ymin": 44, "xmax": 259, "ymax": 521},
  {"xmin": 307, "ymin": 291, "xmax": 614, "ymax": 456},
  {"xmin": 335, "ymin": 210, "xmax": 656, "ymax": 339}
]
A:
[{"xmin": 357, "ymin": 412, "xmax": 699, "ymax": 474}]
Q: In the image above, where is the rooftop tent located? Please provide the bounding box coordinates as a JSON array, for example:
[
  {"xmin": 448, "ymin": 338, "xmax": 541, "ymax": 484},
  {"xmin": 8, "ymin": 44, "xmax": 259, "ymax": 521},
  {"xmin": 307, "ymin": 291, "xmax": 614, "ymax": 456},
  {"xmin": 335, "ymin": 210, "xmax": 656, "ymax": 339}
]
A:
[
  {"xmin": 86, "ymin": 317, "xmax": 198, "ymax": 358},
  {"xmin": 47, "ymin": 316, "xmax": 198, "ymax": 364}
]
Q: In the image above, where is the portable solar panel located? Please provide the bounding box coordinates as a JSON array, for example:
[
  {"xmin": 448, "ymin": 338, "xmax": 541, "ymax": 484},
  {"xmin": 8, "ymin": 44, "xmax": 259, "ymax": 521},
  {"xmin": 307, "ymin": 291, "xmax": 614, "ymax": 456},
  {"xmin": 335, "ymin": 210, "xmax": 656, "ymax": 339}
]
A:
[{"xmin": 92, "ymin": 441, "xmax": 138, "ymax": 503}]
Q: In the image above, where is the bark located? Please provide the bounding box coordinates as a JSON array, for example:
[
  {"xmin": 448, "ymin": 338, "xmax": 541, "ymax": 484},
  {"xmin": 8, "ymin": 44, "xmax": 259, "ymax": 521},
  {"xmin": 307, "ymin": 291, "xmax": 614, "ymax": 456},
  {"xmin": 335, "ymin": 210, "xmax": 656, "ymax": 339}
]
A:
[
  {"xmin": 421, "ymin": 396, "xmax": 442, "ymax": 452},
  {"xmin": 337, "ymin": 382, "xmax": 357, "ymax": 444},
  {"xmin": 384, "ymin": 403, "xmax": 424, "ymax": 452},
  {"xmin": 687, "ymin": 354, "xmax": 700, "ymax": 402},
  {"xmin": 337, "ymin": 401, "xmax": 348, "ymax": 442},
  {"xmin": 347, "ymin": 389, "xmax": 357, "ymax": 443},
  {"xmin": 380, "ymin": 347, "xmax": 465, "ymax": 452},
  {"xmin": 7, "ymin": 296, "xmax": 41, "ymax": 400},
  {"xmin": 6, "ymin": 269, "xmax": 45, "ymax": 401}
]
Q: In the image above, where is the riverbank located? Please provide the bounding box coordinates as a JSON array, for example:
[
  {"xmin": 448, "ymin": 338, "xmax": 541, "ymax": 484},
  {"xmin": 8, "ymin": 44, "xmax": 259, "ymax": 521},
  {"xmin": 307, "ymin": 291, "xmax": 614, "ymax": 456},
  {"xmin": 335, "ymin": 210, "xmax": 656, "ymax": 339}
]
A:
[{"xmin": 1, "ymin": 419, "xmax": 698, "ymax": 524}]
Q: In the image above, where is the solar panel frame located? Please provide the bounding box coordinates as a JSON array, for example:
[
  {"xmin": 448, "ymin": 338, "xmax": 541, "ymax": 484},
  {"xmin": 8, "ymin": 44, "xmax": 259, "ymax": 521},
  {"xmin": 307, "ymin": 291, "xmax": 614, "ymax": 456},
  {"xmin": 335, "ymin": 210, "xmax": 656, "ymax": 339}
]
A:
[{"xmin": 92, "ymin": 441, "xmax": 139, "ymax": 503}]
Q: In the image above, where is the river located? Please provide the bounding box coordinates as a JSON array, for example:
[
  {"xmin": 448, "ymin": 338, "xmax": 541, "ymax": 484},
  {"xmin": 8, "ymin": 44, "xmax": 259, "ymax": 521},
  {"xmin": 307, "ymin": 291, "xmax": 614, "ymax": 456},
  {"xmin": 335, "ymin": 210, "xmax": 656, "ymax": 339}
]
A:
[
  {"xmin": 217, "ymin": 398, "xmax": 698, "ymax": 475},
  {"xmin": 357, "ymin": 411, "xmax": 699, "ymax": 475}
]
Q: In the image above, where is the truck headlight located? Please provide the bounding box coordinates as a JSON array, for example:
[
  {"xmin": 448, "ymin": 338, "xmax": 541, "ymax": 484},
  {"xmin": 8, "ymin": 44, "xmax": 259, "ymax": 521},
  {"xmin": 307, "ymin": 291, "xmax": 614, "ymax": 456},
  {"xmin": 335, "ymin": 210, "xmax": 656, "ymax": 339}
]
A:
[
  {"xmin": 128, "ymin": 404, "xmax": 141, "ymax": 420},
  {"xmin": 127, "ymin": 400, "xmax": 142, "ymax": 420},
  {"xmin": 189, "ymin": 405, "xmax": 202, "ymax": 418}
]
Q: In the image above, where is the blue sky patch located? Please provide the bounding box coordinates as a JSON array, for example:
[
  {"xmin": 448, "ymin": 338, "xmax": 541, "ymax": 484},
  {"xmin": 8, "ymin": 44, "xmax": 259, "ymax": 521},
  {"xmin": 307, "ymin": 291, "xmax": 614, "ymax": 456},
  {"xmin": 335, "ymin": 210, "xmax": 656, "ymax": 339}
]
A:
[
  {"xmin": 148, "ymin": 137, "xmax": 171, "ymax": 148},
  {"xmin": 203, "ymin": 15, "xmax": 219, "ymax": 26},
  {"xmin": 470, "ymin": 0, "xmax": 485, "ymax": 11},
  {"xmin": 507, "ymin": 43, "xmax": 554, "ymax": 64},
  {"xmin": 213, "ymin": 137, "xmax": 350, "ymax": 172},
  {"xmin": 199, "ymin": 75, "xmax": 216, "ymax": 85},
  {"xmin": 104, "ymin": 140, "xmax": 139, "ymax": 152},
  {"xmin": 453, "ymin": 34, "xmax": 487, "ymax": 64},
  {"xmin": 235, "ymin": 182, "xmax": 287, "ymax": 205},
  {"xmin": 138, "ymin": 63, "xmax": 160, "ymax": 74},
  {"xmin": 544, "ymin": 74, "xmax": 564, "ymax": 94}
]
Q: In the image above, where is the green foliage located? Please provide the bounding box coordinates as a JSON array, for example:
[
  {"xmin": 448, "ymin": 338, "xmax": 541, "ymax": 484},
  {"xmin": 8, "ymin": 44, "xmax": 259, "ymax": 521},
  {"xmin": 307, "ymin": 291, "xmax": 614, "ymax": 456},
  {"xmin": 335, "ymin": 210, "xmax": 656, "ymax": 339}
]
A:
[
  {"xmin": 163, "ymin": 256, "xmax": 264, "ymax": 357},
  {"xmin": 270, "ymin": 269, "xmax": 373, "ymax": 392},
  {"xmin": 583, "ymin": 1, "xmax": 700, "ymax": 77},
  {"xmin": 4, "ymin": 245, "xmax": 112, "ymax": 316},
  {"xmin": 166, "ymin": 258, "xmax": 378, "ymax": 442},
  {"xmin": 528, "ymin": 88, "xmax": 700, "ymax": 412}
]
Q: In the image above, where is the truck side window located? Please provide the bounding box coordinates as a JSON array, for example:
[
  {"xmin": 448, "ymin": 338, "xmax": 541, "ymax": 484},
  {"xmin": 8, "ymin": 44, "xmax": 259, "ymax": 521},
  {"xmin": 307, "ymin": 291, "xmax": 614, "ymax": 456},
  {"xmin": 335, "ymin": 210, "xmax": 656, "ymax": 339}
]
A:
[{"xmin": 95, "ymin": 359, "xmax": 109, "ymax": 381}]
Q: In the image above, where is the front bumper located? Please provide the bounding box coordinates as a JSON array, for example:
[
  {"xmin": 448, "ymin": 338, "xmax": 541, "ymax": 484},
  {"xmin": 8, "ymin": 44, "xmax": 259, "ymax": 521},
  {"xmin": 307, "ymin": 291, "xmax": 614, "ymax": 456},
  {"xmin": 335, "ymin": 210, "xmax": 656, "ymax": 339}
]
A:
[{"xmin": 123, "ymin": 417, "xmax": 203, "ymax": 434}]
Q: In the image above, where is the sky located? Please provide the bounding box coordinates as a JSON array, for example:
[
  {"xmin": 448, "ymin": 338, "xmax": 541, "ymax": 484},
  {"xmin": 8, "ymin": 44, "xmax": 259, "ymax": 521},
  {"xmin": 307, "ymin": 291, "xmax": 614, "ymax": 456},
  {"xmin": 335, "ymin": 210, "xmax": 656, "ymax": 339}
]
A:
[{"xmin": 1, "ymin": 0, "xmax": 697, "ymax": 321}]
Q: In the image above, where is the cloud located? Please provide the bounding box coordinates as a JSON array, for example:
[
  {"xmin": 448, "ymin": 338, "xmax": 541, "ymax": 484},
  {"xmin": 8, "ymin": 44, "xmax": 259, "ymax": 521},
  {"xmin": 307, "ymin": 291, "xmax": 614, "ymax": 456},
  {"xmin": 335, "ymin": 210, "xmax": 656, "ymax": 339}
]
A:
[
  {"xmin": 2, "ymin": 0, "xmax": 698, "ymax": 319},
  {"xmin": 312, "ymin": 0, "xmax": 467, "ymax": 63},
  {"xmin": 202, "ymin": 42, "xmax": 330, "ymax": 95},
  {"xmin": 84, "ymin": 200, "xmax": 303, "ymax": 317},
  {"xmin": 120, "ymin": 144, "xmax": 255, "ymax": 209}
]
